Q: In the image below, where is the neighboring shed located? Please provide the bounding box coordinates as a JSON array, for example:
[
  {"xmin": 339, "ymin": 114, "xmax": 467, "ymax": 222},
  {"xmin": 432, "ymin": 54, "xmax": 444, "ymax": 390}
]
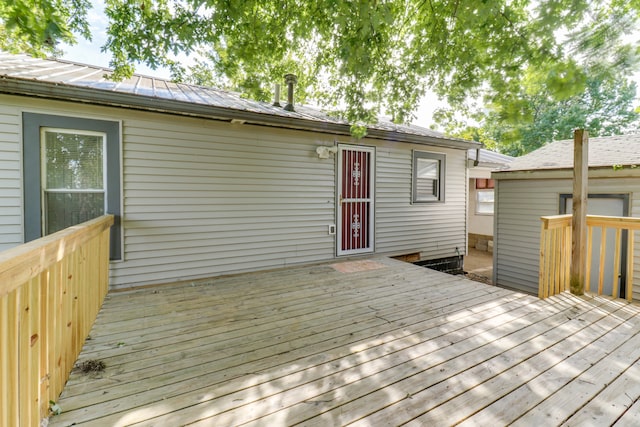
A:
[
  {"xmin": 492, "ymin": 135, "xmax": 640, "ymax": 300},
  {"xmin": 467, "ymin": 148, "xmax": 513, "ymax": 251},
  {"xmin": 0, "ymin": 53, "xmax": 479, "ymax": 290}
]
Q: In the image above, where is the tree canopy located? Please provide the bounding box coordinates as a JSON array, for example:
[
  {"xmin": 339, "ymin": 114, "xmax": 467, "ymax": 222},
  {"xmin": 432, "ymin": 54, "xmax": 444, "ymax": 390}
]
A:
[
  {"xmin": 0, "ymin": 0, "xmax": 91, "ymax": 54},
  {"xmin": 2, "ymin": 0, "xmax": 640, "ymax": 136},
  {"xmin": 435, "ymin": 68, "xmax": 640, "ymax": 155}
]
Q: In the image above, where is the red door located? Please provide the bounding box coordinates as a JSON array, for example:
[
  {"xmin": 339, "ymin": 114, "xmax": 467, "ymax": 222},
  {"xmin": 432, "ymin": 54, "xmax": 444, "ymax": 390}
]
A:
[{"xmin": 337, "ymin": 145, "xmax": 375, "ymax": 255}]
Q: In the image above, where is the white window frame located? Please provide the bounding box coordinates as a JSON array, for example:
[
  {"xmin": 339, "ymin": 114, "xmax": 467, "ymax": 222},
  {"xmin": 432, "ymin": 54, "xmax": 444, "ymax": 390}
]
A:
[
  {"xmin": 475, "ymin": 188, "xmax": 495, "ymax": 215},
  {"xmin": 40, "ymin": 128, "xmax": 108, "ymax": 234},
  {"xmin": 412, "ymin": 151, "xmax": 446, "ymax": 203}
]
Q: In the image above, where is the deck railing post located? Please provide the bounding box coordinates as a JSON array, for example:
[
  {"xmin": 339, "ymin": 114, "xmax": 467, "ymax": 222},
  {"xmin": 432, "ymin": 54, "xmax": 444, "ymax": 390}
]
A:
[
  {"xmin": 628, "ymin": 230, "xmax": 635, "ymax": 301},
  {"xmin": 570, "ymin": 129, "xmax": 588, "ymax": 295},
  {"xmin": 539, "ymin": 220, "xmax": 547, "ymax": 298}
]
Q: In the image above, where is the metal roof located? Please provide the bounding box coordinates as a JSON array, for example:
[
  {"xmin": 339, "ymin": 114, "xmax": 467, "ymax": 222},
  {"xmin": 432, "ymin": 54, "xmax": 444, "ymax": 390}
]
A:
[
  {"xmin": 501, "ymin": 134, "xmax": 640, "ymax": 172},
  {"xmin": 0, "ymin": 53, "xmax": 479, "ymax": 149},
  {"xmin": 468, "ymin": 148, "xmax": 514, "ymax": 166}
]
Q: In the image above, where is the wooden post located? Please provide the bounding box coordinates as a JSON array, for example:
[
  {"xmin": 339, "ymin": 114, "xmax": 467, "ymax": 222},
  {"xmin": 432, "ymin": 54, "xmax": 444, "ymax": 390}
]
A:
[{"xmin": 570, "ymin": 129, "xmax": 588, "ymax": 295}]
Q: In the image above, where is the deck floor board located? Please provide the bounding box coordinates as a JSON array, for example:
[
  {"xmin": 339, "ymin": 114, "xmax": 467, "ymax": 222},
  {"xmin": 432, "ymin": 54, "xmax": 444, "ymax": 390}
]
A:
[{"xmin": 48, "ymin": 257, "xmax": 640, "ymax": 426}]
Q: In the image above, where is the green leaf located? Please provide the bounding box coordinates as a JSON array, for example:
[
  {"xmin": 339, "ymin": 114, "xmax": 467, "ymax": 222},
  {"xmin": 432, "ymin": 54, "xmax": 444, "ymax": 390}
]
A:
[
  {"xmin": 4, "ymin": 0, "xmax": 640, "ymax": 139},
  {"xmin": 49, "ymin": 400, "xmax": 62, "ymax": 415}
]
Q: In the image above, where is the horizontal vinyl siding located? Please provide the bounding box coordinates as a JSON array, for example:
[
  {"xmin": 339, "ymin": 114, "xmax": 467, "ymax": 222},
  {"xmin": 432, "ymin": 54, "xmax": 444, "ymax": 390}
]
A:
[
  {"xmin": 376, "ymin": 145, "xmax": 467, "ymax": 260},
  {"xmin": 0, "ymin": 103, "xmax": 22, "ymax": 250},
  {"xmin": 627, "ymin": 194, "xmax": 640, "ymax": 301},
  {"xmin": 118, "ymin": 119, "xmax": 468, "ymax": 288},
  {"xmin": 495, "ymin": 177, "xmax": 640, "ymax": 299},
  {"xmin": 2, "ymin": 95, "xmax": 470, "ymax": 290},
  {"xmin": 495, "ymin": 179, "xmax": 567, "ymax": 294},
  {"xmin": 113, "ymin": 115, "xmax": 336, "ymax": 288}
]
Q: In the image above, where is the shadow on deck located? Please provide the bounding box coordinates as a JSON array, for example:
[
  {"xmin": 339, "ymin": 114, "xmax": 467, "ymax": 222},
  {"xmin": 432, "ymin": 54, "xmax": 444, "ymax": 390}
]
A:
[{"xmin": 48, "ymin": 257, "xmax": 640, "ymax": 426}]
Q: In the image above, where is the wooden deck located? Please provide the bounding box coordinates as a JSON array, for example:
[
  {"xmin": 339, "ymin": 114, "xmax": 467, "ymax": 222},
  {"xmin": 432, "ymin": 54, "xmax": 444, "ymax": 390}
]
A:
[{"xmin": 47, "ymin": 257, "xmax": 640, "ymax": 426}]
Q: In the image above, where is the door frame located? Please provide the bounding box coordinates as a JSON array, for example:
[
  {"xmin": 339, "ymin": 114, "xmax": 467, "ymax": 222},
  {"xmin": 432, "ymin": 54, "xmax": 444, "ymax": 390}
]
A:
[{"xmin": 336, "ymin": 144, "xmax": 375, "ymax": 256}]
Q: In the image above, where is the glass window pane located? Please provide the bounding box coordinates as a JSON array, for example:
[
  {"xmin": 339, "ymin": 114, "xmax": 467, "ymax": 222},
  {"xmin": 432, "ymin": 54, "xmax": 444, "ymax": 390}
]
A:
[
  {"xmin": 417, "ymin": 158, "xmax": 438, "ymax": 180},
  {"xmin": 477, "ymin": 203, "xmax": 494, "ymax": 214},
  {"xmin": 413, "ymin": 151, "xmax": 445, "ymax": 203},
  {"xmin": 44, "ymin": 131, "xmax": 104, "ymax": 190},
  {"xmin": 416, "ymin": 158, "xmax": 439, "ymax": 201},
  {"xmin": 44, "ymin": 192, "xmax": 105, "ymax": 234},
  {"xmin": 416, "ymin": 179, "xmax": 438, "ymax": 201},
  {"xmin": 477, "ymin": 190, "xmax": 494, "ymax": 203},
  {"xmin": 476, "ymin": 190, "xmax": 494, "ymax": 214}
]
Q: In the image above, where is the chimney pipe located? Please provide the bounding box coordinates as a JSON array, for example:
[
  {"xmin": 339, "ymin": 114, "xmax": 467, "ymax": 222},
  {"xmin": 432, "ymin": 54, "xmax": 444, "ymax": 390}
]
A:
[
  {"xmin": 272, "ymin": 83, "xmax": 281, "ymax": 107},
  {"xmin": 284, "ymin": 74, "xmax": 297, "ymax": 111}
]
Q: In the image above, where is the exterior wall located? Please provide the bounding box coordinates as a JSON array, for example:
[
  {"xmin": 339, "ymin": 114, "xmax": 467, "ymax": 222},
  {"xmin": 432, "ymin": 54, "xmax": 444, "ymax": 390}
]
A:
[
  {"xmin": 495, "ymin": 177, "xmax": 640, "ymax": 300},
  {"xmin": 117, "ymin": 115, "xmax": 340, "ymax": 288},
  {"xmin": 375, "ymin": 142, "xmax": 467, "ymax": 261},
  {"xmin": 0, "ymin": 94, "xmax": 468, "ymax": 289},
  {"xmin": 468, "ymin": 166, "xmax": 497, "ymax": 251},
  {"xmin": 469, "ymin": 166, "xmax": 492, "ymax": 180},
  {"xmin": 494, "ymin": 179, "xmax": 561, "ymax": 294},
  {"xmin": 468, "ymin": 179, "xmax": 493, "ymax": 237},
  {"xmin": 0, "ymin": 104, "xmax": 22, "ymax": 250}
]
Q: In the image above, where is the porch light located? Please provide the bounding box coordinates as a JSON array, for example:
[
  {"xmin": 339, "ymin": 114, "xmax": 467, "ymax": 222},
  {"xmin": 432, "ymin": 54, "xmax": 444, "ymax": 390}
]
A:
[{"xmin": 316, "ymin": 145, "xmax": 338, "ymax": 159}]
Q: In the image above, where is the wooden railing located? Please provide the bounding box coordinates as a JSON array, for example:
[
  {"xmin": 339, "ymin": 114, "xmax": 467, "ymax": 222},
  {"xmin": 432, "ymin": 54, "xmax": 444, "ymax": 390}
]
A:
[
  {"xmin": 539, "ymin": 215, "xmax": 573, "ymax": 299},
  {"xmin": 0, "ymin": 215, "xmax": 113, "ymax": 426},
  {"xmin": 539, "ymin": 214, "xmax": 640, "ymax": 300}
]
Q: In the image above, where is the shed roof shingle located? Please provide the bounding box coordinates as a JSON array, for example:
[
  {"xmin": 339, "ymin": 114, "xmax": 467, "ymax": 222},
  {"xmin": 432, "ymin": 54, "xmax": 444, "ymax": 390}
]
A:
[{"xmin": 503, "ymin": 134, "xmax": 640, "ymax": 172}]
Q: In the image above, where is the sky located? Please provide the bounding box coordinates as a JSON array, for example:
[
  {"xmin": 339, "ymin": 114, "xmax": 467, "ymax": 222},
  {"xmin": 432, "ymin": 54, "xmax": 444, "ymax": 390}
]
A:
[
  {"xmin": 59, "ymin": 1, "xmax": 444, "ymax": 129},
  {"xmin": 60, "ymin": 1, "xmax": 162, "ymax": 76}
]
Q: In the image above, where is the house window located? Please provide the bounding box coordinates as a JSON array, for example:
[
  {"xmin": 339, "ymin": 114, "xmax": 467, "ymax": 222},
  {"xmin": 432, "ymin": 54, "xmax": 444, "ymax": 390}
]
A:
[
  {"xmin": 413, "ymin": 151, "xmax": 445, "ymax": 202},
  {"xmin": 23, "ymin": 113, "xmax": 121, "ymax": 260},
  {"xmin": 476, "ymin": 189, "xmax": 495, "ymax": 214},
  {"xmin": 41, "ymin": 129, "xmax": 106, "ymax": 234}
]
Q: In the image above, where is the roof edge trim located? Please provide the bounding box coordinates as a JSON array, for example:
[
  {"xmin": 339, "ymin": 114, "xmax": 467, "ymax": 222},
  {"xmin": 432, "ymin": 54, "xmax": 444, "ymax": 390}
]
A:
[{"xmin": 493, "ymin": 166, "xmax": 640, "ymax": 180}]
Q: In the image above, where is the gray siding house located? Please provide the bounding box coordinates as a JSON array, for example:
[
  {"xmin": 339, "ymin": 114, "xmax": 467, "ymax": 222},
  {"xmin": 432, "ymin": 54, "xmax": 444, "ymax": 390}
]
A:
[
  {"xmin": 0, "ymin": 53, "xmax": 479, "ymax": 290},
  {"xmin": 493, "ymin": 135, "xmax": 640, "ymax": 300}
]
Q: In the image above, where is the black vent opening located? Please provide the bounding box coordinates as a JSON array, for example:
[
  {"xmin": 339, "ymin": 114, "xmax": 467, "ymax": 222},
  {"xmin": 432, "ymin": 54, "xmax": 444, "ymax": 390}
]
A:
[{"xmin": 414, "ymin": 255, "xmax": 464, "ymax": 275}]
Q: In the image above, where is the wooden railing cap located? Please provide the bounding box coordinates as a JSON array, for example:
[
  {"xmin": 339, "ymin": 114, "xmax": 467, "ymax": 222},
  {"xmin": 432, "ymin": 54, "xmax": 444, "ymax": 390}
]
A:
[
  {"xmin": 540, "ymin": 214, "xmax": 572, "ymax": 230},
  {"xmin": 0, "ymin": 215, "xmax": 114, "ymax": 298}
]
